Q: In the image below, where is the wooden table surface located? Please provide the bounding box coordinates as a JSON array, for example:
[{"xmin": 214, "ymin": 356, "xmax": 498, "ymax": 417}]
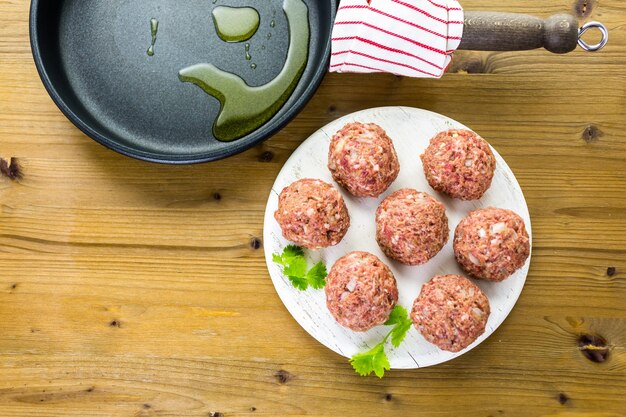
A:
[{"xmin": 1, "ymin": 0, "xmax": 625, "ymax": 416}]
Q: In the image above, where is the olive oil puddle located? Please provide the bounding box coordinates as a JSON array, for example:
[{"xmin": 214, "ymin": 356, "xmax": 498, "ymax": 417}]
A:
[
  {"xmin": 179, "ymin": 0, "xmax": 309, "ymax": 142},
  {"xmin": 147, "ymin": 18, "xmax": 159, "ymax": 57},
  {"xmin": 213, "ymin": 6, "xmax": 260, "ymax": 43}
]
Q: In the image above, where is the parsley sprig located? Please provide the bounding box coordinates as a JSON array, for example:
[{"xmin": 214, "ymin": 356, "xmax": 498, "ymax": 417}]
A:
[
  {"xmin": 272, "ymin": 245, "xmax": 327, "ymax": 291},
  {"xmin": 350, "ymin": 305, "xmax": 412, "ymax": 378}
]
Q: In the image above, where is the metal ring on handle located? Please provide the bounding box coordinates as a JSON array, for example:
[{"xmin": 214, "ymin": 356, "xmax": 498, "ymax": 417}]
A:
[{"xmin": 578, "ymin": 21, "xmax": 609, "ymax": 52}]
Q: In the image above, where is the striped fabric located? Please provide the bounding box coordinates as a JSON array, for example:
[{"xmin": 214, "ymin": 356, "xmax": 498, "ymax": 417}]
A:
[{"xmin": 330, "ymin": 0, "xmax": 464, "ymax": 77}]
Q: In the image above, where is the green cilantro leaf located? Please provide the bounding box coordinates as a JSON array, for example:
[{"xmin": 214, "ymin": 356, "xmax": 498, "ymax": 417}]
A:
[
  {"xmin": 284, "ymin": 256, "xmax": 308, "ymax": 278},
  {"xmin": 371, "ymin": 346, "xmax": 391, "ymax": 378},
  {"xmin": 272, "ymin": 246, "xmax": 327, "ymax": 291},
  {"xmin": 350, "ymin": 343, "xmax": 390, "ymax": 378},
  {"xmin": 384, "ymin": 306, "xmax": 413, "ymax": 348},
  {"xmin": 288, "ymin": 275, "xmax": 309, "ymax": 291},
  {"xmin": 306, "ymin": 262, "xmax": 327, "ymax": 290},
  {"xmin": 389, "ymin": 319, "xmax": 412, "ymax": 348},
  {"xmin": 282, "ymin": 245, "xmax": 304, "ymax": 261},
  {"xmin": 384, "ymin": 305, "xmax": 409, "ymax": 326}
]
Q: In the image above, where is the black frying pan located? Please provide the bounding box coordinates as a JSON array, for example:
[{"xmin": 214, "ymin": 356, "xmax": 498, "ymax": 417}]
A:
[
  {"xmin": 30, "ymin": 1, "xmax": 607, "ymax": 164},
  {"xmin": 30, "ymin": 0, "xmax": 335, "ymax": 164}
]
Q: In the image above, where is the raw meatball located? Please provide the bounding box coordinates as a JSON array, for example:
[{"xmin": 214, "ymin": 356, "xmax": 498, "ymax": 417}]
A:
[
  {"xmin": 376, "ymin": 189, "xmax": 449, "ymax": 265},
  {"xmin": 328, "ymin": 122, "xmax": 400, "ymax": 197},
  {"xmin": 325, "ymin": 251, "xmax": 398, "ymax": 332},
  {"xmin": 411, "ymin": 275, "xmax": 490, "ymax": 352},
  {"xmin": 274, "ymin": 179, "xmax": 350, "ymax": 249},
  {"xmin": 454, "ymin": 207, "xmax": 530, "ymax": 282},
  {"xmin": 421, "ymin": 129, "xmax": 496, "ymax": 200}
]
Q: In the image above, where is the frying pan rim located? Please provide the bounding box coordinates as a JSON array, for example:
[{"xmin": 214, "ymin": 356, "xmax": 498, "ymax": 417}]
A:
[{"xmin": 29, "ymin": 0, "xmax": 336, "ymax": 165}]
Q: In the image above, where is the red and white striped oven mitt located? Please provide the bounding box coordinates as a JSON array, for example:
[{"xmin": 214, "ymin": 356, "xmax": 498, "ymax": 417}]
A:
[{"xmin": 330, "ymin": 0, "xmax": 464, "ymax": 77}]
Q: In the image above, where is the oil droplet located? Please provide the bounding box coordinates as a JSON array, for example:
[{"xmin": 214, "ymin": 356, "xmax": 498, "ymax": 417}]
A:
[
  {"xmin": 267, "ymin": 32, "xmax": 272, "ymax": 39},
  {"xmin": 245, "ymin": 43, "xmax": 252, "ymax": 60},
  {"xmin": 251, "ymin": 63, "xmax": 257, "ymax": 69},
  {"xmin": 147, "ymin": 18, "xmax": 159, "ymax": 57},
  {"xmin": 213, "ymin": 6, "xmax": 260, "ymax": 43},
  {"xmin": 270, "ymin": 19, "xmax": 276, "ymax": 28},
  {"xmin": 179, "ymin": 0, "xmax": 310, "ymax": 142}
]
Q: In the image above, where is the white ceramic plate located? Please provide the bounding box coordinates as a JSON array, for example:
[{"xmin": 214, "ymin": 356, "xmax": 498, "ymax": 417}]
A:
[{"xmin": 263, "ymin": 107, "xmax": 532, "ymax": 369}]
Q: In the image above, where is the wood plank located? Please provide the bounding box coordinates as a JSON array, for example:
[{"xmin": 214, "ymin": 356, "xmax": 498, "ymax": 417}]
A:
[{"xmin": 0, "ymin": 0, "xmax": 625, "ymax": 415}]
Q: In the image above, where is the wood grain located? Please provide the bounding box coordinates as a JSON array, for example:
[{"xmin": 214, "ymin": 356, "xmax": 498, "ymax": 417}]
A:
[{"xmin": 1, "ymin": 0, "xmax": 625, "ymax": 416}]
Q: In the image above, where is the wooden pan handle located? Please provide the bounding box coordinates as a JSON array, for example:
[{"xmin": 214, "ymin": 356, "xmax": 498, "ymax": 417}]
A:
[{"xmin": 458, "ymin": 12, "xmax": 579, "ymax": 54}]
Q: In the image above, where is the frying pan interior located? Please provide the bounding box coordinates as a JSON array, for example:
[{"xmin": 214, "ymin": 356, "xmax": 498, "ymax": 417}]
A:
[{"xmin": 30, "ymin": 0, "xmax": 335, "ymax": 163}]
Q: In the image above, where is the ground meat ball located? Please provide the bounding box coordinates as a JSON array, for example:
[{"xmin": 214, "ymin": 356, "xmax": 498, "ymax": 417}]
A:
[
  {"xmin": 376, "ymin": 189, "xmax": 449, "ymax": 265},
  {"xmin": 328, "ymin": 122, "xmax": 400, "ymax": 197},
  {"xmin": 411, "ymin": 275, "xmax": 490, "ymax": 352},
  {"xmin": 325, "ymin": 252, "xmax": 398, "ymax": 332},
  {"xmin": 274, "ymin": 179, "xmax": 350, "ymax": 249},
  {"xmin": 421, "ymin": 129, "xmax": 496, "ymax": 200},
  {"xmin": 454, "ymin": 207, "xmax": 530, "ymax": 282}
]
